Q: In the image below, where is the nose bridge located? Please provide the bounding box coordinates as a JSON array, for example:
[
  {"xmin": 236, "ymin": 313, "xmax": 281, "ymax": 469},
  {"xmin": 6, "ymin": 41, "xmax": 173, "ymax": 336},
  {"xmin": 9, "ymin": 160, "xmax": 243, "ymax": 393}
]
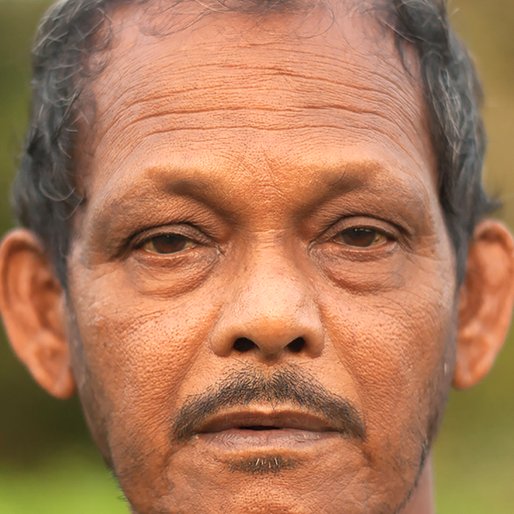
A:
[{"xmin": 210, "ymin": 243, "xmax": 324, "ymax": 359}]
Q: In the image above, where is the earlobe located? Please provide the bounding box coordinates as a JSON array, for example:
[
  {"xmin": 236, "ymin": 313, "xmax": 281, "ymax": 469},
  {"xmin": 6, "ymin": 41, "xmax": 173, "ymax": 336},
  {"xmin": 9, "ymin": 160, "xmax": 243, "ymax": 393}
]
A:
[
  {"xmin": 0, "ymin": 229, "xmax": 75, "ymax": 399},
  {"xmin": 454, "ymin": 220, "xmax": 514, "ymax": 389}
]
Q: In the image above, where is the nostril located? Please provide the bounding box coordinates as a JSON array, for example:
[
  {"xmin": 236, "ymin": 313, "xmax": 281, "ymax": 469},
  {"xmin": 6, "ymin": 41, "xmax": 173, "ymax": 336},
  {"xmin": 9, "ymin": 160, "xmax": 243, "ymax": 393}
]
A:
[
  {"xmin": 287, "ymin": 337, "xmax": 306, "ymax": 353},
  {"xmin": 233, "ymin": 337, "xmax": 257, "ymax": 353}
]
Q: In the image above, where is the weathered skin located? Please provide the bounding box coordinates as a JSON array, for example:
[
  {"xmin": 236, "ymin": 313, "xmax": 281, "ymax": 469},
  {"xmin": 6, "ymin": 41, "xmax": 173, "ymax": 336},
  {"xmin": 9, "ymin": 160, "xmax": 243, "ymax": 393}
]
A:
[{"xmin": 1, "ymin": 1, "xmax": 513, "ymax": 514}]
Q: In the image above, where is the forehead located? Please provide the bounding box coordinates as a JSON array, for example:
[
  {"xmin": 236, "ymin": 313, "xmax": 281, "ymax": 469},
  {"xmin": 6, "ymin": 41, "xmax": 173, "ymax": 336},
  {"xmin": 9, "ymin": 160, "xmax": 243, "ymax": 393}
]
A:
[{"xmin": 83, "ymin": 0, "xmax": 435, "ymax": 205}]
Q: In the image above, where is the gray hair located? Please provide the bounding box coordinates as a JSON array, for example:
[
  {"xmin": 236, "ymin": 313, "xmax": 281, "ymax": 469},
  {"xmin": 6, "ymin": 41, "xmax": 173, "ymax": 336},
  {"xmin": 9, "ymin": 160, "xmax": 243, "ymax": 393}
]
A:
[{"xmin": 12, "ymin": 0, "xmax": 495, "ymax": 285}]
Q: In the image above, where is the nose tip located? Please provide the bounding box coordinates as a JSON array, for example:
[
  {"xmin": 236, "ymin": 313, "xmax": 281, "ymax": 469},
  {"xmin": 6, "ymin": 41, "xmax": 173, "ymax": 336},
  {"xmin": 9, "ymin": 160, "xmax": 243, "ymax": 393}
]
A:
[{"xmin": 210, "ymin": 288, "xmax": 324, "ymax": 361}]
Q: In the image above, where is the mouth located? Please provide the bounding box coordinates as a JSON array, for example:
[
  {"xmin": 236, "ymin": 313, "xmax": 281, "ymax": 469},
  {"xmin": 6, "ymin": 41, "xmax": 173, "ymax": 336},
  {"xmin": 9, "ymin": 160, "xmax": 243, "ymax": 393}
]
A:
[{"xmin": 193, "ymin": 408, "xmax": 343, "ymax": 451}]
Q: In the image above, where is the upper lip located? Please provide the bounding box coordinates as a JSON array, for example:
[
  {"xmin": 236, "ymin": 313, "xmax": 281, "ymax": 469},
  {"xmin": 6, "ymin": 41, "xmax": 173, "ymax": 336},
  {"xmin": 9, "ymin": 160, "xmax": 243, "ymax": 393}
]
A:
[{"xmin": 195, "ymin": 407, "xmax": 338, "ymax": 434}]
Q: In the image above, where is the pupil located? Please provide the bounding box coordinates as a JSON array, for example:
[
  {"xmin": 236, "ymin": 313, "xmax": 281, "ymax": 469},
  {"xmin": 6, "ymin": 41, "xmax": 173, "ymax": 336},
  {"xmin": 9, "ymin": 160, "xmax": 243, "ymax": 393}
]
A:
[{"xmin": 152, "ymin": 235, "xmax": 188, "ymax": 253}]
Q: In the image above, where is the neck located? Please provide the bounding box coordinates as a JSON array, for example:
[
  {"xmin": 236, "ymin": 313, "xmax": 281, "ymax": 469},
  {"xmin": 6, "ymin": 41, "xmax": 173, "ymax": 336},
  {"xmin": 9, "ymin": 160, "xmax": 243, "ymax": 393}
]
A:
[{"xmin": 399, "ymin": 455, "xmax": 435, "ymax": 514}]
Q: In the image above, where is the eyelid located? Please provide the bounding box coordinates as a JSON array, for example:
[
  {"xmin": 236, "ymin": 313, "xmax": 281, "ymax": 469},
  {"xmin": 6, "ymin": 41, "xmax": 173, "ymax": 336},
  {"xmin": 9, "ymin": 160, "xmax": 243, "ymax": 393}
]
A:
[
  {"xmin": 322, "ymin": 216, "xmax": 399, "ymax": 241},
  {"xmin": 131, "ymin": 224, "xmax": 210, "ymax": 249}
]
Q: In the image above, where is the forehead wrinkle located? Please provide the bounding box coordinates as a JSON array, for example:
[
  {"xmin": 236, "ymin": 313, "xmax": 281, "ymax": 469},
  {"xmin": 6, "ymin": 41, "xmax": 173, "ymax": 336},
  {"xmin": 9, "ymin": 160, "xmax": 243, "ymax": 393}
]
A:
[
  {"xmin": 93, "ymin": 41, "xmax": 419, "ymax": 114},
  {"xmin": 91, "ymin": 85, "xmax": 427, "ymax": 184},
  {"xmin": 97, "ymin": 69, "xmax": 420, "ymax": 128},
  {"xmin": 92, "ymin": 44, "xmax": 424, "ymax": 143},
  {"xmin": 86, "ymin": 6, "xmax": 429, "ymax": 166}
]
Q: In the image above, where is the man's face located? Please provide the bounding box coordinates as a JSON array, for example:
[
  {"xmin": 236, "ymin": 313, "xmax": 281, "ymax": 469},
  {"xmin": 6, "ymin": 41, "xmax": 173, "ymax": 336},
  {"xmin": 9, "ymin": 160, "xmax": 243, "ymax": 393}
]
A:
[{"xmin": 67, "ymin": 2, "xmax": 456, "ymax": 513}]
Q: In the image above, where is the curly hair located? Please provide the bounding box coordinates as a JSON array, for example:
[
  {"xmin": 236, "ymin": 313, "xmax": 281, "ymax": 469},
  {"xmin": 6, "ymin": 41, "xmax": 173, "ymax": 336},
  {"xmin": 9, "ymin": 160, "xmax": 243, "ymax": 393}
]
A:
[{"xmin": 12, "ymin": 0, "xmax": 495, "ymax": 285}]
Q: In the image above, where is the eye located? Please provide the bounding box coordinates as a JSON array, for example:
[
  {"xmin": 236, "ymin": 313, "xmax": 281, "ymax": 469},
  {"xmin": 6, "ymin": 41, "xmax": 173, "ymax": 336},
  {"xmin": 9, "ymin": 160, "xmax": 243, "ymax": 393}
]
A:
[
  {"xmin": 140, "ymin": 234, "xmax": 196, "ymax": 255},
  {"xmin": 334, "ymin": 227, "xmax": 389, "ymax": 248}
]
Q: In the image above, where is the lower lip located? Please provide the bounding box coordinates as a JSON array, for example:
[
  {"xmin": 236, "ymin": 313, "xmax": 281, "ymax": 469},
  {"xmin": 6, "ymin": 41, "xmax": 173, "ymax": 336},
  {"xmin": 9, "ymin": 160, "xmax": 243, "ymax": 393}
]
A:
[{"xmin": 195, "ymin": 428, "xmax": 342, "ymax": 450}]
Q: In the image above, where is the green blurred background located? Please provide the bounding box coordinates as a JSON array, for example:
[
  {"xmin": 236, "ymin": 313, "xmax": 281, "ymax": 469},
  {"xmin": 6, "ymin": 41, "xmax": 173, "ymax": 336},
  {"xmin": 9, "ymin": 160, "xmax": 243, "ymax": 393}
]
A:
[{"xmin": 0, "ymin": 0, "xmax": 513, "ymax": 512}]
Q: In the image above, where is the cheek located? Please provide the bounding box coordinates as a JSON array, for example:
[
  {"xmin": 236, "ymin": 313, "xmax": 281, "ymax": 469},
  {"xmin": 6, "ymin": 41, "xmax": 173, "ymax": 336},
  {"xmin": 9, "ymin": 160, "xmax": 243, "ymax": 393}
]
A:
[
  {"xmin": 67, "ymin": 267, "xmax": 221, "ymax": 479},
  {"xmin": 323, "ymin": 265, "xmax": 456, "ymax": 459}
]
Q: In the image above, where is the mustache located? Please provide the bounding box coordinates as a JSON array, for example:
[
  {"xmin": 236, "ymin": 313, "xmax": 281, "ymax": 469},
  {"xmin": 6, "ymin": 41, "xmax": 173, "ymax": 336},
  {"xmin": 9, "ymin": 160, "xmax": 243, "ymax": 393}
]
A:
[{"xmin": 171, "ymin": 366, "xmax": 366, "ymax": 441}]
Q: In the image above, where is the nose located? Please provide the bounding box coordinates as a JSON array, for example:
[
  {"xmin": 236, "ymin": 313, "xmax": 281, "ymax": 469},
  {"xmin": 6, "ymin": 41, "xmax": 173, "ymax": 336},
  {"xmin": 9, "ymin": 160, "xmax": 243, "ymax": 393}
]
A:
[{"xmin": 210, "ymin": 250, "xmax": 324, "ymax": 361}]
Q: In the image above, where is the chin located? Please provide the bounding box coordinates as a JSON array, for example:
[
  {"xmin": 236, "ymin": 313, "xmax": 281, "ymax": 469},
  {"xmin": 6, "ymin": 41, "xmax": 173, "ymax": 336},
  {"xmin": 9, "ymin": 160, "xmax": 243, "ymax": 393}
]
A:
[{"xmin": 120, "ymin": 441, "xmax": 414, "ymax": 514}]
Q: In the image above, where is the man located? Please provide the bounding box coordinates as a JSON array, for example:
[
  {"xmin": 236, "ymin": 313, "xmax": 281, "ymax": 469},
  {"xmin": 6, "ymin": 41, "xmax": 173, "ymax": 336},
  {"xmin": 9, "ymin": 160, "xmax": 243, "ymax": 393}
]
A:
[{"xmin": 0, "ymin": 0, "xmax": 512, "ymax": 512}]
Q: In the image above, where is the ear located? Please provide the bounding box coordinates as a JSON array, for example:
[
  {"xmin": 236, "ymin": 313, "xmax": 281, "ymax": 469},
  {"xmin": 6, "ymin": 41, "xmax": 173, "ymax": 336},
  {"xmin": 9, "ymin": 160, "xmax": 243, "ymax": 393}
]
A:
[
  {"xmin": 454, "ymin": 220, "xmax": 514, "ymax": 389},
  {"xmin": 0, "ymin": 229, "xmax": 75, "ymax": 398}
]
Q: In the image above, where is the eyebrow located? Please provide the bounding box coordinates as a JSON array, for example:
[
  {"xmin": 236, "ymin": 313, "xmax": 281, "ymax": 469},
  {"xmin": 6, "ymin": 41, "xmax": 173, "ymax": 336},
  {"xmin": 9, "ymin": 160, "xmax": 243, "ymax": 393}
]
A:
[
  {"xmin": 158, "ymin": 175, "xmax": 238, "ymax": 219},
  {"xmin": 85, "ymin": 159, "xmax": 431, "ymax": 249},
  {"xmin": 147, "ymin": 160, "xmax": 403, "ymax": 214}
]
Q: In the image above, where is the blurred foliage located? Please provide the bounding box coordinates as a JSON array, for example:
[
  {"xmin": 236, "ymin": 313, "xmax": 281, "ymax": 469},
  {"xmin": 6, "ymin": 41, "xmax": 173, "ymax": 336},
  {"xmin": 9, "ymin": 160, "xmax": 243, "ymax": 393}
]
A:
[{"xmin": 0, "ymin": 0, "xmax": 513, "ymax": 512}]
